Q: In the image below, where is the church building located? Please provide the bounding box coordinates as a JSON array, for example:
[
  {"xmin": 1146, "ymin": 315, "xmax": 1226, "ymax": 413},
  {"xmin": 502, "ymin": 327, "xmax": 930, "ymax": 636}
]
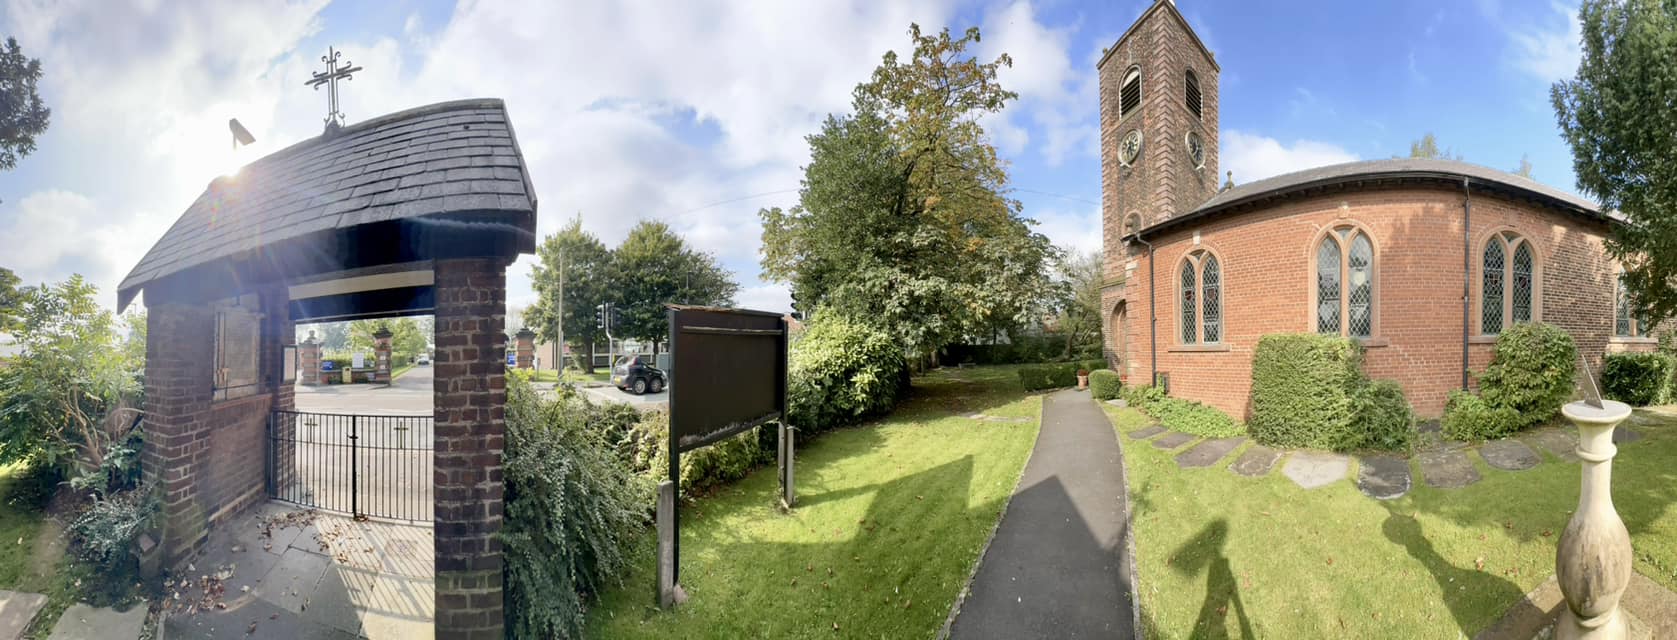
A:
[{"xmin": 1099, "ymin": 1, "xmax": 1657, "ymax": 419}]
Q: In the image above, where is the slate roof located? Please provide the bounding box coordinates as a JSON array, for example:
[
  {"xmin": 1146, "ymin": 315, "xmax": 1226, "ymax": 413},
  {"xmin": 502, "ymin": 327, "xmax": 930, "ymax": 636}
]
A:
[
  {"xmin": 117, "ymin": 98, "xmax": 537, "ymax": 310},
  {"xmin": 1142, "ymin": 158, "xmax": 1609, "ymax": 237}
]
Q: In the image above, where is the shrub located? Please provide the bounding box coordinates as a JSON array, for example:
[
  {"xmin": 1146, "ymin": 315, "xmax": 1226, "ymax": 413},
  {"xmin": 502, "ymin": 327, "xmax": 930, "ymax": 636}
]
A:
[
  {"xmin": 1442, "ymin": 390, "xmax": 1521, "ymax": 441},
  {"xmin": 1089, "ymin": 369, "xmax": 1123, "ymax": 401},
  {"xmin": 1476, "ymin": 323, "xmax": 1576, "ymax": 431},
  {"xmin": 68, "ymin": 489, "xmax": 156, "ymax": 577},
  {"xmin": 1018, "ymin": 363, "xmax": 1078, "ymax": 391},
  {"xmin": 1353, "ymin": 380, "xmax": 1415, "ymax": 451},
  {"xmin": 503, "ymin": 373, "xmax": 650, "ymax": 639},
  {"xmin": 1079, "ymin": 359, "xmax": 1108, "ymax": 374},
  {"xmin": 623, "ymin": 410, "xmax": 769, "ymax": 498},
  {"xmin": 1147, "ymin": 396, "xmax": 1244, "ymax": 438},
  {"xmin": 787, "ymin": 316, "xmax": 908, "ymax": 434},
  {"xmin": 1601, "ymin": 352, "xmax": 1675, "ymax": 406},
  {"xmin": 1120, "ymin": 384, "xmax": 1166, "ymax": 408}
]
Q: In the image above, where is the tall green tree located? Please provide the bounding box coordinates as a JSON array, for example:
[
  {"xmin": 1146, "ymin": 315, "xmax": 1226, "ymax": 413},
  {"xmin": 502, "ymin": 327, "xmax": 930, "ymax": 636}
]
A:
[
  {"xmin": 0, "ymin": 266, "xmax": 22, "ymax": 332},
  {"xmin": 1513, "ymin": 153, "xmax": 1534, "ymax": 178},
  {"xmin": 526, "ymin": 215, "xmax": 613, "ymax": 371},
  {"xmin": 760, "ymin": 24, "xmax": 1054, "ymax": 357},
  {"xmin": 610, "ymin": 220, "xmax": 738, "ymax": 349},
  {"xmin": 0, "ymin": 37, "xmax": 49, "ymax": 172},
  {"xmin": 346, "ymin": 318, "xmax": 425, "ymax": 360},
  {"xmin": 1054, "ymin": 248, "xmax": 1105, "ymax": 359},
  {"xmin": 1407, "ymin": 132, "xmax": 1463, "ymax": 160},
  {"xmin": 1553, "ymin": 0, "xmax": 1677, "ymax": 325}
]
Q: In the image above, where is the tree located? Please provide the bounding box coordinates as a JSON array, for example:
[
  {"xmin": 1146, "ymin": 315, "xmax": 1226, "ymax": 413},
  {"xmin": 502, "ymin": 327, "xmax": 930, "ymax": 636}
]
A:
[
  {"xmin": 610, "ymin": 220, "xmax": 738, "ymax": 349},
  {"xmin": 0, "ymin": 266, "xmax": 22, "ymax": 333},
  {"xmin": 0, "ymin": 37, "xmax": 49, "ymax": 172},
  {"xmin": 1553, "ymin": 0, "xmax": 1677, "ymax": 325},
  {"xmin": 1513, "ymin": 153, "xmax": 1534, "ymax": 178},
  {"xmin": 760, "ymin": 24, "xmax": 1054, "ymax": 358},
  {"xmin": 526, "ymin": 215, "xmax": 613, "ymax": 371},
  {"xmin": 1407, "ymin": 133, "xmax": 1463, "ymax": 160},
  {"xmin": 346, "ymin": 318, "xmax": 425, "ymax": 360},
  {"xmin": 0, "ymin": 276, "xmax": 141, "ymax": 486},
  {"xmin": 1054, "ymin": 248, "xmax": 1105, "ymax": 359}
]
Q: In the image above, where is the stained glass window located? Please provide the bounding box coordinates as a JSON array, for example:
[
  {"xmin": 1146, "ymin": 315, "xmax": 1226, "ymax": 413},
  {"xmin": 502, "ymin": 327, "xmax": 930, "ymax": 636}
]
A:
[
  {"xmin": 1512, "ymin": 242, "xmax": 1533, "ymax": 324},
  {"xmin": 1317, "ymin": 237, "xmax": 1341, "ymax": 334},
  {"xmin": 1202, "ymin": 255, "xmax": 1221, "ymax": 343},
  {"xmin": 1348, "ymin": 233, "xmax": 1373, "ymax": 338},
  {"xmin": 1616, "ymin": 275, "xmax": 1633, "ymax": 337},
  {"xmin": 1482, "ymin": 238, "xmax": 1505, "ymax": 334},
  {"xmin": 1180, "ymin": 260, "xmax": 1197, "ymax": 344}
]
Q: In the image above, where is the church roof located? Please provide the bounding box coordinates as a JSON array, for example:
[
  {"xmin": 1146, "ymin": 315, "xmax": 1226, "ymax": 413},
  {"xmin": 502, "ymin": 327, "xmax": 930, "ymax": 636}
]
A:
[
  {"xmin": 1142, "ymin": 158, "xmax": 1607, "ymax": 238},
  {"xmin": 117, "ymin": 98, "xmax": 537, "ymax": 310}
]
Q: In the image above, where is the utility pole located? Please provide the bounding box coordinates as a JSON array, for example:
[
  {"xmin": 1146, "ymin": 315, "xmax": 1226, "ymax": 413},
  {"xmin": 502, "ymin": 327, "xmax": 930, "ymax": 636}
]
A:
[{"xmin": 555, "ymin": 248, "xmax": 564, "ymax": 374}]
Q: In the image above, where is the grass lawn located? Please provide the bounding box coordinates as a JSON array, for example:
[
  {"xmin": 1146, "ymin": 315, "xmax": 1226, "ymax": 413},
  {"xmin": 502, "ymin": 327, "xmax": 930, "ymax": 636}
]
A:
[
  {"xmin": 0, "ymin": 463, "xmax": 120, "ymax": 639},
  {"xmin": 586, "ymin": 365, "xmax": 1043, "ymax": 638},
  {"xmin": 390, "ymin": 363, "xmax": 415, "ymax": 380},
  {"xmin": 1105, "ymin": 404, "xmax": 1677, "ymax": 639}
]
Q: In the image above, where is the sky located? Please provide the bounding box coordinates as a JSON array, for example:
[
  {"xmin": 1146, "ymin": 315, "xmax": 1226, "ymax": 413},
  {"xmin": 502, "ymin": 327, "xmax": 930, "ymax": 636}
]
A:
[{"xmin": 0, "ymin": 0, "xmax": 1586, "ymax": 318}]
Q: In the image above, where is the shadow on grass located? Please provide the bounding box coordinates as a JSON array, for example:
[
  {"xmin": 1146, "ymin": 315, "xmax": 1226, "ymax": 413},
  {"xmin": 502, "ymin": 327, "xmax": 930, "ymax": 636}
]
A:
[
  {"xmin": 1380, "ymin": 503, "xmax": 1525, "ymax": 636},
  {"xmin": 1170, "ymin": 519, "xmax": 1254, "ymax": 639}
]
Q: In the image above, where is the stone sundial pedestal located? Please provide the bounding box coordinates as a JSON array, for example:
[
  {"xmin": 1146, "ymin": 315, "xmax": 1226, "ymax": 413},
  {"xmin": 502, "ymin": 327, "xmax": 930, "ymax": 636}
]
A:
[{"xmin": 1555, "ymin": 399, "xmax": 1639, "ymax": 640}]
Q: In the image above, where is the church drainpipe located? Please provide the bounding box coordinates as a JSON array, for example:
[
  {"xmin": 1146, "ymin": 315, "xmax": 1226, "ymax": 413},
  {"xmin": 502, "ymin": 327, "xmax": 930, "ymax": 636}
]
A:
[
  {"xmin": 1130, "ymin": 231, "xmax": 1158, "ymax": 387},
  {"xmin": 1461, "ymin": 177, "xmax": 1473, "ymax": 390}
]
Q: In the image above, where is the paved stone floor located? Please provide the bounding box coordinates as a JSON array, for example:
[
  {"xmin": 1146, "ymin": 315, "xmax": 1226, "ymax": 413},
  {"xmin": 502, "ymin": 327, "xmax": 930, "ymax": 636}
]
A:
[{"xmin": 163, "ymin": 502, "xmax": 433, "ymax": 639}]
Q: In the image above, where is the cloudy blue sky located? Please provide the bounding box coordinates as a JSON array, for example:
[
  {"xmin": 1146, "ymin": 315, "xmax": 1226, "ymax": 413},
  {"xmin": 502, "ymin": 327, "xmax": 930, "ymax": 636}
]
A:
[{"xmin": 0, "ymin": 0, "xmax": 1583, "ymax": 316}]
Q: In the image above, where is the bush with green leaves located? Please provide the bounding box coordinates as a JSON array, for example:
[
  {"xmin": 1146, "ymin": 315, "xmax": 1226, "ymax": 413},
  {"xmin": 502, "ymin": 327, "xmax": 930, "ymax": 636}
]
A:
[
  {"xmin": 1147, "ymin": 396, "xmax": 1244, "ymax": 438},
  {"xmin": 622, "ymin": 410, "xmax": 769, "ymax": 498},
  {"xmin": 68, "ymin": 489, "xmax": 156, "ymax": 577},
  {"xmin": 787, "ymin": 315, "xmax": 908, "ymax": 433},
  {"xmin": 1601, "ymin": 352, "xmax": 1675, "ymax": 406},
  {"xmin": 1089, "ymin": 369, "xmax": 1122, "ymax": 401},
  {"xmin": 1017, "ymin": 363, "xmax": 1078, "ymax": 391},
  {"xmin": 1443, "ymin": 323, "xmax": 1577, "ymax": 439},
  {"xmin": 1248, "ymin": 334, "xmax": 1413, "ymax": 451},
  {"xmin": 1442, "ymin": 390, "xmax": 1522, "ymax": 441},
  {"xmin": 1120, "ymin": 384, "xmax": 1165, "ymax": 408},
  {"xmin": 503, "ymin": 373, "xmax": 650, "ymax": 639}
]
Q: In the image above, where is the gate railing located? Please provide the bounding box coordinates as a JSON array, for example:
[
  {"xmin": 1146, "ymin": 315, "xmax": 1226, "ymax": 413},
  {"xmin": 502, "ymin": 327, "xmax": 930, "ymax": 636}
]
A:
[{"xmin": 267, "ymin": 410, "xmax": 433, "ymax": 522}]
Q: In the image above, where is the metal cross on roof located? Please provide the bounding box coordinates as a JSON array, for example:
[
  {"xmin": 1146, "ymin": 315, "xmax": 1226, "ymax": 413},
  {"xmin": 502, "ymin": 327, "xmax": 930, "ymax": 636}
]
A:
[{"xmin": 305, "ymin": 47, "xmax": 363, "ymax": 130}]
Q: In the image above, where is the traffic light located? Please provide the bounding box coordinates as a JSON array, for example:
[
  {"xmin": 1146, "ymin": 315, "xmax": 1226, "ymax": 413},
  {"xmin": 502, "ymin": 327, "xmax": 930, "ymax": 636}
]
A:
[{"xmin": 595, "ymin": 304, "xmax": 606, "ymax": 329}]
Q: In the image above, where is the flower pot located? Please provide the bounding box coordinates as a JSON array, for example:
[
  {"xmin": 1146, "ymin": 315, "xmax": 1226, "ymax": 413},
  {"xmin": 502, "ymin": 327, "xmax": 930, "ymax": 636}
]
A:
[{"xmin": 1077, "ymin": 374, "xmax": 1089, "ymax": 389}]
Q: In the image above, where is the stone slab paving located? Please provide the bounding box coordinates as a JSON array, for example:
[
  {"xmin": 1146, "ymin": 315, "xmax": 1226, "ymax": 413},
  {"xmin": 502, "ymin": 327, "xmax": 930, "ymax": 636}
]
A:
[
  {"xmin": 0, "ymin": 591, "xmax": 47, "ymax": 640},
  {"xmin": 1151, "ymin": 431, "xmax": 1196, "ymax": 450},
  {"xmin": 46, "ymin": 603, "xmax": 145, "ymax": 640},
  {"xmin": 1521, "ymin": 428, "xmax": 1579, "ymax": 462},
  {"xmin": 1127, "ymin": 425, "xmax": 1165, "ymax": 440},
  {"xmin": 1281, "ymin": 452, "xmax": 1349, "ymax": 489},
  {"xmin": 1418, "ymin": 448, "xmax": 1480, "ymax": 489},
  {"xmin": 1480, "ymin": 439, "xmax": 1540, "ymax": 471},
  {"xmin": 1104, "ymin": 399, "xmax": 1128, "ymax": 408},
  {"xmin": 1355, "ymin": 455, "xmax": 1411, "ymax": 500},
  {"xmin": 1229, "ymin": 446, "xmax": 1281, "ymax": 477},
  {"xmin": 1175, "ymin": 437, "xmax": 1246, "ymax": 468}
]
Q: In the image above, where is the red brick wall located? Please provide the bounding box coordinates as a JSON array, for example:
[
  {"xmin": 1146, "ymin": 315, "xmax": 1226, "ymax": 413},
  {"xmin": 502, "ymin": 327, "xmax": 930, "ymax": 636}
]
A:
[
  {"xmin": 1116, "ymin": 185, "xmax": 1622, "ymax": 419},
  {"xmin": 432, "ymin": 257, "xmax": 509, "ymax": 640}
]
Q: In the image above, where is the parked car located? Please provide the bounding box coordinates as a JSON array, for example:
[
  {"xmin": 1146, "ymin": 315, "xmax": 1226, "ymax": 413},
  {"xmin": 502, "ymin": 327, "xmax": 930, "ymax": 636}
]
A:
[
  {"xmin": 417, "ymin": 354, "xmax": 431, "ymax": 365},
  {"xmin": 612, "ymin": 355, "xmax": 666, "ymax": 395}
]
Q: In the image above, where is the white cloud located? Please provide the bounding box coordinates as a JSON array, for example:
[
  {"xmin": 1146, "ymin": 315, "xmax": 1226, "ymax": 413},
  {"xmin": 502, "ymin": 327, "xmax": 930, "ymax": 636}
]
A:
[
  {"xmin": 735, "ymin": 284, "xmax": 793, "ymax": 315},
  {"xmin": 1029, "ymin": 206, "xmax": 1102, "ymax": 255},
  {"xmin": 1509, "ymin": 2, "xmax": 1581, "ymax": 81},
  {"xmin": 979, "ymin": 1, "xmax": 1098, "ymax": 167},
  {"xmin": 1220, "ymin": 131, "xmax": 1359, "ymax": 183}
]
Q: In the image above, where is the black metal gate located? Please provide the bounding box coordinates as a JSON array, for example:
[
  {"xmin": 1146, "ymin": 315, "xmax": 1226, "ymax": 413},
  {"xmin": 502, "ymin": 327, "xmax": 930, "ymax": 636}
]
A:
[{"xmin": 267, "ymin": 410, "xmax": 433, "ymax": 522}]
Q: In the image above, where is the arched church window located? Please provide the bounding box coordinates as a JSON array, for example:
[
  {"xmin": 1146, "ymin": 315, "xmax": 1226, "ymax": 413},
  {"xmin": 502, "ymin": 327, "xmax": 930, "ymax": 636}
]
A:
[
  {"xmin": 1315, "ymin": 227, "xmax": 1375, "ymax": 338},
  {"xmin": 1615, "ymin": 272, "xmax": 1648, "ymax": 338},
  {"xmin": 1120, "ymin": 67, "xmax": 1141, "ymax": 119},
  {"xmin": 1480, "ymin": 232, "xmax": 1539, "ymax": 334},
  {"xmin": 1178, "ymin": 250, "xmax": 1222, "ymax": 344},
  {"xmin": 1185, "ymin": 70, "xmax": 1202, "ymax": 120}
]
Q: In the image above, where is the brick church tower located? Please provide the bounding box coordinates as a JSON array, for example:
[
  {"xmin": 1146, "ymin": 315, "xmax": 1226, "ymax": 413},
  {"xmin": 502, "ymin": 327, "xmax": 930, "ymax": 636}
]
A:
[{"xmin": 1098, "ymin": 0, "xmax": 1219, "ymax": 376}]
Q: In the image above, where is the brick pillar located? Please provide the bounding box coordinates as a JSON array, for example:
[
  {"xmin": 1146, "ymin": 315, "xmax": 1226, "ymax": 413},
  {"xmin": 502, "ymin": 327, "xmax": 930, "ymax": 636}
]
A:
[
  {"xmin": 261, "ymin": 286, "xmax": 297, "ymax": 499},
  {"xmin": 299, "ymin": 337, "xmax": 321, "ymax": 386},
  {"xmin": 433, "ymin": 258, "xmax": 508, "ymax": 639},
  {"xmin": 141, "ymin": 302, "xmax": 216, "ymax": 566},
  {"xmin": 514, "ymin": 329, "xmax": 534, "ymax": 370},
  {"xmin": 373, "ymin": 327, "xmax": 393, "ymax": 384}
]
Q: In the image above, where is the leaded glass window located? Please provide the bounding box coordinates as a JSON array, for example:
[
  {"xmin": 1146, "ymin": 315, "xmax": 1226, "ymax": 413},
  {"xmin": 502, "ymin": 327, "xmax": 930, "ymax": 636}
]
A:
[
  {"xmin": 1482, "ymin": 238, "xmax": 1505, "ymax": 334},
  {"xmin": 1180, "ymin": 260, "xmax": 1197, "ymax": 344},
  {"xmin": 1348, "ymin": 234, "xmax": 1373, "ymax": 338},
  {"xmin": 1317, "ymin": 238, "xmax": 1342, "ymax": 334},
  {"xmin": 1512, "ymin": 243, "xmax": 1533, "ymax": 323},
  {"xmin": 1616, "ymin": 275, "xmax": 1634, "ymax": 337},
  {"xmin": 1202, "ymin": 255, "xmax": 1222, "ymax": 343}
]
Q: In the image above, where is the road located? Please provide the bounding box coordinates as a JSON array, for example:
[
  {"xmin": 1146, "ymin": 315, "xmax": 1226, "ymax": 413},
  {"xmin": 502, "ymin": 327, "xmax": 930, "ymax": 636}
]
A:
[
  {"xmin": 286, "ymin": 367, "xmax": 433, "ymax": 521},
  {"xmin": 578, "ymin": 383, "xmax": 668, "ymax": 409},
  {"xmin": 295, "ymin": 365, "xmax": 433, "ymax": 415}
]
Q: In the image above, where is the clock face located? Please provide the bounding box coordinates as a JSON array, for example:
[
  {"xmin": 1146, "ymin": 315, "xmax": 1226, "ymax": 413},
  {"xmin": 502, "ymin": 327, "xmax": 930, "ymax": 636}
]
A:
[
  {"xmin": 1187, "ymin": 131, "xmax": 1206, "ymax": 169},
  {"xmin": 1120, "ymin": 130, "xmax": 1142, "ymax": 167}
]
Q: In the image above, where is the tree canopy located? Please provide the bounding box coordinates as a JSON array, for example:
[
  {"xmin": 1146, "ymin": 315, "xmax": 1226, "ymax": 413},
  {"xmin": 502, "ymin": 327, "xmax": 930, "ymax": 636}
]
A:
[
  {"xmin": 526, "ymin": 215, "xmax": 614, "ymax": 360},
  {"xmin": 0, "ymin": 37, "xmax": 49, "ymax": 172},
  {"xmin": 760, "ymin": 24, "xmax": 1055, "ymax": 356},
  {"xmin": 610, "ymin": 220, "xmax": 738, "ymax": 345},
  {"xmin": 1552, "ymin": 0, "xmax": 1677, "ymax": 324},
  {"xmin": 1406, "ymin": 133, "xmax": 1463, "ymax": 161},
  {"xmin": 0, "ymin": 266, "xmax": 22, "ymax": 333}
]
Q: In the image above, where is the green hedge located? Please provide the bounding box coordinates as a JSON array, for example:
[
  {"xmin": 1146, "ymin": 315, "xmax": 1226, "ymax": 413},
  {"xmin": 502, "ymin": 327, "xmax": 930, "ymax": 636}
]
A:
[
  {"xmin": 1018, "ymin": 363, "xmax": 1078, "ymax": 391},
  {"xmin": 625, "ymin": 410, "xmax": 768, "ymax": 498},
  {"xmin": 786, "ymin": 315, "xmax": 908, "ymax": 434},
  {"xmin": 1089, "ymin": 369, "xmax": 1122, "ymax": 400},
  {"xmin": 1248, "ymin": 334, "xmax": 1411, "ymax": 451},
  {"xmin": 1119, "ymin": 384, "xmax": 1242, "ymax": 438},
  {"xmin": 1601, "ymin": 352, "xmax": 1675, "ymax": 406},
  {"xmin": 1443, "ymin": 323, "xmax": 1577, "ymax": 440}
]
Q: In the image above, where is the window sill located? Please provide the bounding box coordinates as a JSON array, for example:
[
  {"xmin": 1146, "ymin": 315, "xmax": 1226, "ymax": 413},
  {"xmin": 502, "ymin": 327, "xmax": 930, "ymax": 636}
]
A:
[
  {"xmin": 1167, "ymin": 344, "xmax": 1231, "ymax": 353},
  {"xmin": 1469, "ymin": 335, "xmax": 1499, "ymax": 345},
  {"xmin": 1353, "ymin": 337, "xmax": 1390, "ymax": 348},
  {"xmin": 1608, "ymin": 336, "xmax": 1658, "ymax": 345}
]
